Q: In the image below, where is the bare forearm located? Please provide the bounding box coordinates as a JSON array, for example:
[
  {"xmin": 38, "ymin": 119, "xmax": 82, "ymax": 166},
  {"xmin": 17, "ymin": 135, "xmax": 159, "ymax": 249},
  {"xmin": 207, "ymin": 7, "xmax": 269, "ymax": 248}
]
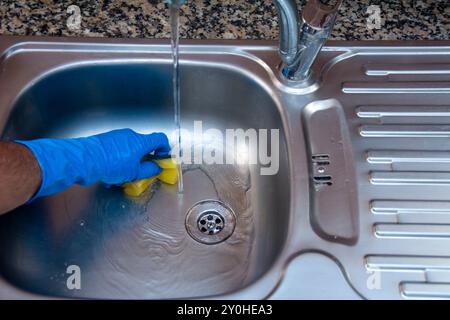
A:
[{"xmin": 0, "ymin": 141, "xmax": 41, "ymax": 215}]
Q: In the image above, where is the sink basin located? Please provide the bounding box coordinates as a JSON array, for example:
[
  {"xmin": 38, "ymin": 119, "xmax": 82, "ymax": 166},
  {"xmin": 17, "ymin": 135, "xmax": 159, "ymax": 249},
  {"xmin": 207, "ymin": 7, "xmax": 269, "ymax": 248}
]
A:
[
  {"xmin": 1, "ymin": 37, "xmax": 450, "ymax": 299},
  {"xmin": 0, "ymin": 42, "xmax": 290, "ymax": 299}
]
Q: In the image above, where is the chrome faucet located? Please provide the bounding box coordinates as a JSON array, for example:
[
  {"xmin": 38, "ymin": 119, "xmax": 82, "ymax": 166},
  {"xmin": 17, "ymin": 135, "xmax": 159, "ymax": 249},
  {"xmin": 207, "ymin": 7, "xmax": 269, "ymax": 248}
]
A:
[
  {"xmin": 273, "ymin": 0, "xmax": 342, "ymax": 82},
  {"xmin": 166, "ymin": 0, "xmax": 340, "ymax": 83}
]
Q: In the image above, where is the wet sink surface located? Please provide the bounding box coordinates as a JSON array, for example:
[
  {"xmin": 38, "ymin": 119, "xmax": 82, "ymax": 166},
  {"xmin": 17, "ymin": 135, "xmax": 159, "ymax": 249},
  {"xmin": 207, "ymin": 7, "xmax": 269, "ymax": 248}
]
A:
[
  {"xmin": 0, "ymin": 60, "xmax": 289, "ymax": 298},
  {"xmin": 1, "ymin": 38, "xmax": 450, "ymax": 299}
]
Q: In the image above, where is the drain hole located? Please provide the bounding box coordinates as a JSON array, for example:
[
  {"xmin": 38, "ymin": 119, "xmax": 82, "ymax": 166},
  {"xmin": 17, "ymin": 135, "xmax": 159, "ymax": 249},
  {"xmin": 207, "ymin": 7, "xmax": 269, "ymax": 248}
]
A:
[
  {"xmin": 314, "ymin": 175, "xmax": 332, "ymax": 182},
  {"xmin": 197, "ymin": 211, "xmax": 224, "ymax": 236},
  {"xmin": 313, "ymin": 175, "xmax": 333, "ymax": 187},
  {"xmin": 312, "ymin": 154, "xmax": 331, "ymax": 166},
  {"xmin": 312, "ymin": 154, "xmax": 330, "ymax": 161},
  {"xmin": 185, "ymin": 200, "xmax": 236, "ymax": 245}
]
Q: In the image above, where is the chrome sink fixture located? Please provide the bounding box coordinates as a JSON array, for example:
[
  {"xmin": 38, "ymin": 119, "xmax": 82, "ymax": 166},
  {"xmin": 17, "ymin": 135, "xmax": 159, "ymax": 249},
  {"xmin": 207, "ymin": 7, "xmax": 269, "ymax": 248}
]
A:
[{"xmin": 0, "ymin": 24, "xmax": 450, "ymax": 301}]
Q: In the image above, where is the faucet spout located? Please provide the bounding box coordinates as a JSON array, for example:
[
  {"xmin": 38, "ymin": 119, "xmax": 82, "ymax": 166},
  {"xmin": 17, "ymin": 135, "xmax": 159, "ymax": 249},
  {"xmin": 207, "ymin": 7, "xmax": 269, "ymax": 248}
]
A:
[
  {"xmin": 274, "ymin": 0, "xmax": 342, "ymax": 83},
  {"xmin": 273, "ymin": 0, "xmax": 300, "ymax": 67}
]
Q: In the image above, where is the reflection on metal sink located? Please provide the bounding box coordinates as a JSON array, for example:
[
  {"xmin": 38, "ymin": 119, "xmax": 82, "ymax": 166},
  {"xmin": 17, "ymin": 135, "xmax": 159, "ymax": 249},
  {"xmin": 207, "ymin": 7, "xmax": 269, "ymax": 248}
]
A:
[{"xmin": 1, "ymin": 37, "xmax": 450, "ymax": 299}]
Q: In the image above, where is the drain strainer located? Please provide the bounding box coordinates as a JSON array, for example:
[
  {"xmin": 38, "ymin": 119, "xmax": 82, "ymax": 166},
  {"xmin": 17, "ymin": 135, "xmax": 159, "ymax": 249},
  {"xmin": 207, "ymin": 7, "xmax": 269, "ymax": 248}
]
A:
[{"xmin": 185, "ymin": 200, "xmax": 236, "ymax": 245}]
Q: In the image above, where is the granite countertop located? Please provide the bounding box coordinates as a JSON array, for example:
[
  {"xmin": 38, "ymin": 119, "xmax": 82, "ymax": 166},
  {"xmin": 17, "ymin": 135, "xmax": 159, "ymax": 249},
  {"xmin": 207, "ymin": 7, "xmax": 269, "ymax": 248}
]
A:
[{"xmin": 0, "ymin": 0, "xmax": 449, "ymax": 41}]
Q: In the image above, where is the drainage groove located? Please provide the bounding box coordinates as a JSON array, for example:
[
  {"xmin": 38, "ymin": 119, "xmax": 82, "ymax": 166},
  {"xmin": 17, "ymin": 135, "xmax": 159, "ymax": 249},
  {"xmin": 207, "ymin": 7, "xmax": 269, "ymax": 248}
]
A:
[{"xmin": 185, "ymin": 200, "xmax": 236, "ymax": 245}]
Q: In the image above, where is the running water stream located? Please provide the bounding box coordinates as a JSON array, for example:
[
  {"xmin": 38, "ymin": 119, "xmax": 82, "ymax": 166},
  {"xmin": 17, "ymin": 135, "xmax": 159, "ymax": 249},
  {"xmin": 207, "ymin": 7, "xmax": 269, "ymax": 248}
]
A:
[{"xmin": 169, "ymin": 0, "xmax": 184, "ymax": 193}]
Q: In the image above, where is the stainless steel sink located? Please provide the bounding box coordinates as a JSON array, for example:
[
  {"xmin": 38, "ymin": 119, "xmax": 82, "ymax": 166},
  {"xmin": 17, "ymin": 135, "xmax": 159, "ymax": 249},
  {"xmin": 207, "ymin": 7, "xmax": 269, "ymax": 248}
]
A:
[
  {"xmin": 0, "ymin": 37, "xmax": 450, "ymax": 299},
  {"xmin": 0, "ymin": 38, "xmax": 290, "ymax": 299}
]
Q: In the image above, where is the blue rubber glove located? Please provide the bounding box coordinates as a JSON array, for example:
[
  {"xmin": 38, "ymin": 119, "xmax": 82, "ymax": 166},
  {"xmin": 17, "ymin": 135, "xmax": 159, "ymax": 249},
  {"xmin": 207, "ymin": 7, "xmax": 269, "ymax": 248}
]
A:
[{"xmin": 16, "ymin": 129, "xmax": 171, "ymax": 201}]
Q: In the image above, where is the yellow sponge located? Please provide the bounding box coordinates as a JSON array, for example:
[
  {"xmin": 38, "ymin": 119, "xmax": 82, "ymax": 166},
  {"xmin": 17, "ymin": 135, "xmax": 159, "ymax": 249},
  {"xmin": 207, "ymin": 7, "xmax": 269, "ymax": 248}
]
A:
[
  {"xmin": 155, "ymin": 158, "xmax": 178, "ymax": 185},
  {"xmin": 122, "ymin": 176, "xmax": 157, "ymax": 197},
  {"xmin": 122, "ymin": 158, "xmax": 178, "ymax": 197}
]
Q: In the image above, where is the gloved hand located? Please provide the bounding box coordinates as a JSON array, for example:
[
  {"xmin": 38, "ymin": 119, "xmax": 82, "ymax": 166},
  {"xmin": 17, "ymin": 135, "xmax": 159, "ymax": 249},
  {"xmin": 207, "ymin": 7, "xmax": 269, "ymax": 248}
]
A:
[{"xmin": 16, "ymin": 129, "xmax": 171, "ymax": 201}]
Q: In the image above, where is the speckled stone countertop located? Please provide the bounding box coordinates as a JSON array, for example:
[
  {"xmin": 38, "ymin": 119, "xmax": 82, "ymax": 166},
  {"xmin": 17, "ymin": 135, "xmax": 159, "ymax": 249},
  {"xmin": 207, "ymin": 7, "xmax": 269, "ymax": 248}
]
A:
[{"xmin": 0, "ymin": 0, "xmax": 449, "ymax": 40}]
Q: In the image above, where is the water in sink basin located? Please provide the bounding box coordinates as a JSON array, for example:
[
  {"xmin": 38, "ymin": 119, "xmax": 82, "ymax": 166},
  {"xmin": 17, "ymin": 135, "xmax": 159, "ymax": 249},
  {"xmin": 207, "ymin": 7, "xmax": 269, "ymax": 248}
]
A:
[
  {"xmin": 73, "ymin": 163, "xmax": 253, "ymax": 299},
  {"xmin": 0, "ymin": 62, "xmax": 289, "ymax": 299},
  {"xmin": 0, "ymin": 144, "xmax": 258, "ymax": 299}
]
